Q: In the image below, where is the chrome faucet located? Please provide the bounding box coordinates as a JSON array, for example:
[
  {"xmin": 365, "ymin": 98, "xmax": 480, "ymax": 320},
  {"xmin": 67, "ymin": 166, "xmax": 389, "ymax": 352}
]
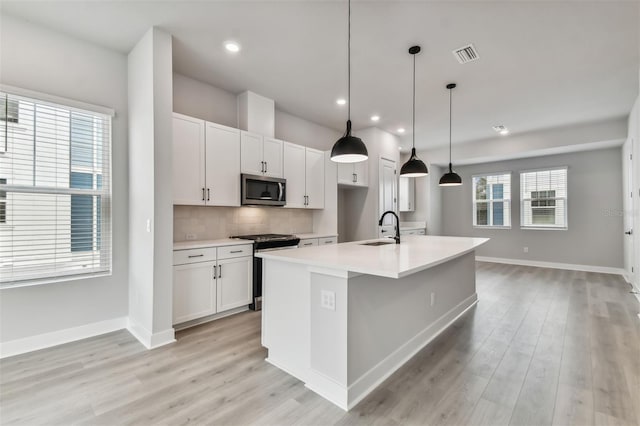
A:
[{"xmin": 378, "ymin": 210, "xmax": 400, "ymax": 244}]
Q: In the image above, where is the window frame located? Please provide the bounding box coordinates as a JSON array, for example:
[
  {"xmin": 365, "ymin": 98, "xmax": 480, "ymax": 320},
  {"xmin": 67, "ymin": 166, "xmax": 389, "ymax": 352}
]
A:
[
  {"xmin": 0, "ymin": 85, "xmax": 114, "ymax": 288},
  {"xmin": 472, "ymin": 172, "xmax": 512, "ymax": 229},
  {"xmin": 520, "ymin": 166, "xmax": 568, "ymax": 231}
]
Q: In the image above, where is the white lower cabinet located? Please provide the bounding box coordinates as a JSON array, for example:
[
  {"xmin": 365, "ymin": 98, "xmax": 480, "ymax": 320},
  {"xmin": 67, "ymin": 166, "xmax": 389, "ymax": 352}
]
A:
[
  {"xmin": 299, "ymin": 238, "xmax": 319, "ymax": 247},
  {"xmin": 298, "ymin": 236, "xmax": 337, "ymax": 247},
  {"xmin": 173, "ymin": 261, "xmax": 216, "ymax": 324},
  {"xmin": 216, "ymin": 256, "xmax": 252, "ymax": 312},
  {"xmin": 173, "ymin": 244, "xmax": 253, "ymax": 326}
]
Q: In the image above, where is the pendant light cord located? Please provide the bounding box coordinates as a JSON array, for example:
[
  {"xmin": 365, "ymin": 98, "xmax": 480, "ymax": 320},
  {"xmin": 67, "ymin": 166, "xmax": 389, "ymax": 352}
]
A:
[
  {"xmin": 412, "ymin": 52, "xmax": 415, "ymax": 150},
  {"xmin": 449, "ymin": 86, "xmax": 453, "ymax": 169},
  {"xmin": 348, "ymin": 0, "xmax": 351, "ymax": 122}
]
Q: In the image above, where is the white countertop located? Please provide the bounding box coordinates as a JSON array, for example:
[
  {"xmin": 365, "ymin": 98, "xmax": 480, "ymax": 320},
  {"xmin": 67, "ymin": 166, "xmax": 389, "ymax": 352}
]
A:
[
  {"xmin": 173, "ymin": 238, "xmax": 253, "ymax": 250},
  {"xmin": 296, "ymin": 233, "xmax": 339, "ymax": 239},
  {"xmin": 256, "ymin": 235, "xmax": 489, "ymax": 279}
]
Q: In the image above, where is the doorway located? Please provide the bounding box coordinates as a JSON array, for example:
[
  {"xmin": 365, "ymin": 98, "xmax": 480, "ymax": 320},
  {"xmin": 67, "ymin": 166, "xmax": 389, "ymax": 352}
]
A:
[{"xmin": 378, "ymin": 157, "xmax": 397, "ymax": 238}]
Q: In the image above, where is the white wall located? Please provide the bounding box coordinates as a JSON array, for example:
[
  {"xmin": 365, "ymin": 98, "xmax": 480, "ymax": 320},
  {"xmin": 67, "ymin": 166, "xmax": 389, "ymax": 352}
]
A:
[
  {"xmin": 0, "ymin": 15, "xmax": 129, "ymax": 343},
  {"xmin": 173, "ymin": 73, "xmax": 237, "ymax": 128},
  {"xmin": 275, "ymin": 110, "xmax": 340, "ymax": 151},
  {"xmin": 128, "ymin": 28, "xmax": 174, "ymax": 346},
  {"xmin": 441, "ymin": 148, "xmax": 624, "ymax": 268}
]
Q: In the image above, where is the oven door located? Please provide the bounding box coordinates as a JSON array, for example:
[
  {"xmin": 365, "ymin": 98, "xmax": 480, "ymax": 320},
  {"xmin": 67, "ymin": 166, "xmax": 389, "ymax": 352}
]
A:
[{"xmin": 241, "ymin": 174, "xmax": 286, "ymax": 206}]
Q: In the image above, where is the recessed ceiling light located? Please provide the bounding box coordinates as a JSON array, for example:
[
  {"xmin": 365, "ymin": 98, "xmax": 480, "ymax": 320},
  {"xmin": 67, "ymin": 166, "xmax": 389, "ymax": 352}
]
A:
[
  {"xmin": 398, "ymin": 146, "xmax": 403, "ymax": 151},
  {"xmin": 492, "ymin": 125, "xmax": 509, "ymax": 135},
  {"xmin": 336, "ymin": 98, "xmax": 347, "ymax": 105},
  {"xmin": 371, "ymin": 115, "xmax": 380, "ymax": 122},
  {"xmin": 224, "ymin": 41, "xmax": 241, "ymax": 53},
  {"xmin": 397, "ymin": 128, "xmax": 405, "ymax": 133}
]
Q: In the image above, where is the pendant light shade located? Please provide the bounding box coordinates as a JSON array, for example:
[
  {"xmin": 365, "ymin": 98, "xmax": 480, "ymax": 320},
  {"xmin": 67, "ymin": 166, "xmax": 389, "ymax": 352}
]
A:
[
  {"xmin": 439, "ymin": 83, "xmax": 462, "ymax": 187},
  {"xmin": 331, "ymin": 0, "xmax": 368, "ymax": 163},
  {"xmin": 400, "ymin": 45, "xmax": 428, "ymax": 177}
]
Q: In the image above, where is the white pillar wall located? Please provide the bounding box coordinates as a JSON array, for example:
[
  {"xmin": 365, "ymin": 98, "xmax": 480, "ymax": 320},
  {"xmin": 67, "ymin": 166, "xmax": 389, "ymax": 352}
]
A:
[{"xmin": 127, "ymin": 27, "xmax": 175, "ymax": 348}]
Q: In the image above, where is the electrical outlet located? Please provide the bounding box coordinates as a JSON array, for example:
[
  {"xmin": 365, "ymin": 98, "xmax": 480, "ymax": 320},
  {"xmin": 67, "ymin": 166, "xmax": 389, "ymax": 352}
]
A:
[
  {"xmin": 321, "ymin": 290, "xmax": 336, "ymax": 311},
  {"xmin": 186, "ymin": 233, "xmax": 197, "ymax": 240},
  {"xmin": 430, "ymin": 292, "xmax": 435, "ymax": 307},
  {"xmin": 523, "ymin": 246, "xmax": 529, "ymax": 253}
]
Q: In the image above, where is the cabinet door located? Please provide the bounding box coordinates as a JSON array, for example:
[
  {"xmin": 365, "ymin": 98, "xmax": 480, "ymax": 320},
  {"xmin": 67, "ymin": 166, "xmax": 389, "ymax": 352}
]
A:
[
  {"xmin": 399, "ymin": 177, "xmax": 415, "ymax": 212},
  {"xmin": 217, "ymin": 256, "xmax": 252, "ymax": 312},
  {"xmin": 283, "ymin": 142, "xmax": 306, "ymax": 208},
  {"xmin": 305, "ymin": 148, "xmax": 325, "ymax": 209},
  {"xmin": 205, "ymin": 122, "xmax": 241, "ymax": 206},
  {"xmin": 173, "ymin": 261, "xmax": 216, "ymax": 324},
  {"xmin": 263, "ymin": 137, "xmax": 283, "ymax": 178},
  {"xmin": 337, "ymin": 163, "xmax": 354, "ymax": 185},
  {"xmin": 353, "ymin": 160, "xmax": 368, "ymax": 187},
  {"xmin": 173, "ymin": 114, "xmax": 206, "ymax": 205},
  {"xmin": 240, "ymin": 131, "xmax": 264, "ymax": 175}
]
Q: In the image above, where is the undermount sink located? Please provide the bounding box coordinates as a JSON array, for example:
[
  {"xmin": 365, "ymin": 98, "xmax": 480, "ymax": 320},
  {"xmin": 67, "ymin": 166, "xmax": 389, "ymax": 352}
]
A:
[{"xmin": 360, "ymin": 241, "xmax": 395, "ymax": 246}]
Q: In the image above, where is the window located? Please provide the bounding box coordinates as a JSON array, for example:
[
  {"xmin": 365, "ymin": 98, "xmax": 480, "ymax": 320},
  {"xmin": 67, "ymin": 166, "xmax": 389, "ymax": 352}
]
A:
[
  {"xmin": 473, "ymin": 173, "xmax": 511, "ymax": 227},
  {"xmin": 0, "ymin": 178, "xmax": 6, "ymax": 223},
  {"xmin": 520, "ymin": 168, "xmax": 567, "ymax": 229},
  {"xmin": 0, "ymin": 91, "xmax": 112, "ymax": 286}
]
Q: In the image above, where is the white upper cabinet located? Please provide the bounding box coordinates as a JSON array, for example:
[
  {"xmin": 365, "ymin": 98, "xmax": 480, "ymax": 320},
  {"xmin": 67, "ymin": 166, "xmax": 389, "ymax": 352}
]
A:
[
  {"xmin": 262, "ymin": 137, "xmax": 284, "ymax": 178},
  {"xmin": 241, "ymin": 131, "xmax": 283, "ymax": 178},
  {"xmin": 173, "ymin": 113, "xmax": 206, "ymax": 205},
  {"xmin": 172, "ymin": 113, "xmax": 240, "ymax": 207},
  {"xmin": 305, "ymin": 148, "xmax": 325, "ymax": 209},
  {"xmin": 283, "ymin": 142, "xmax": 306, "ymax": 208},
  {"xmin": 337, "ymin": 161, "xmax": 368, "ymax": 187},
  {"xmin": 205, "ymin": 122, "xmax": 241, "ymax": 206},
  {"xmin": 399, "ymin": 176, "xmax": 415, "ymax": 212},
  {"xmin": 283, "ymin": 143, "xmax": 325, "ymax": 209}
]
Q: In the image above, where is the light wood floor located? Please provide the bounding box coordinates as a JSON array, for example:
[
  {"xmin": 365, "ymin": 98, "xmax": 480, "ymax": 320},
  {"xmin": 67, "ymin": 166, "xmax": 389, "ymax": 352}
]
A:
[{"xmin": 2, "ymin": 263, "xmax": 639, "ymax": 425}]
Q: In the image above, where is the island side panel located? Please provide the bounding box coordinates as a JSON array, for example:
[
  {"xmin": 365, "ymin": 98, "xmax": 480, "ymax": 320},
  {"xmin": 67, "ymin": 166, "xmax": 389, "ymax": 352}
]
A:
[
  {"xmin": 346, "ymin": 251, "xmax": 478, "ymax": 404},
  {"xmin": 262, "ymin": 259, "xmax": 311, "ymax": 383}
]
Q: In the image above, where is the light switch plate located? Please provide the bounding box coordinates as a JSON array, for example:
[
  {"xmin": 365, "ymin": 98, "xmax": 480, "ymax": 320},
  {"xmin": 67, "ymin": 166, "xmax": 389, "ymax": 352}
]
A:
[{"xmin": 321, "ymin": 290, "xmax": 336, "ymax": 311}]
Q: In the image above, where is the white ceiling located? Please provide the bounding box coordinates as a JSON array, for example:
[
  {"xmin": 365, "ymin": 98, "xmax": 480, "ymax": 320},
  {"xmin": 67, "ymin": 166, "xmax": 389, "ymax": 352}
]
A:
[{"xmin": 2, "ymin": 1, "xmax": 638, "ymax": 151}]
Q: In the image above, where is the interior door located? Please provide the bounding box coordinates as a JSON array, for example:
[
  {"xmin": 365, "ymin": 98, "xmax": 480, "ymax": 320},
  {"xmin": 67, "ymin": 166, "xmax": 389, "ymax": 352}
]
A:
[
  {"xmin": 623, "ymin": 137, "xmax": 634, "ymax": 282},
  {"xmin": 379, "ymin": 158, "xmax": 397, "ymax": 237}
]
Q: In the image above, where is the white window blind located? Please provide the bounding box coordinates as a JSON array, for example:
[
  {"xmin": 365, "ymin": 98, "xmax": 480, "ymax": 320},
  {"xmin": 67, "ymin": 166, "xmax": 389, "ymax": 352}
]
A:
[
  {"xmin": 472, "ymin": 173, "xmax": 511, "ymax": 227},
  {"xmin": 0, "ymin": 91, "xmax": 112, "ymax": 286},
  {"xmin": 520, "ymin": 167, "xmax": 567, "ymax": 229}
]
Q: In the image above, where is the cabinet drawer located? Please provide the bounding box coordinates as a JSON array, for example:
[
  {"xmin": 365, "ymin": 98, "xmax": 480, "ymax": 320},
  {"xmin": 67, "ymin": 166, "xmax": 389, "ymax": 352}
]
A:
[
  {"xmin": 318, "ymin": 236, "xmax": 337, "ymax": 245},
  {"xmin": 173, "ymin": 247, "xmax": 217, "ymax": 265},
  {"xmin": 299, "ymin": 238, "xmax": 319, "ymax": 247},
  {"xmin": 217, "ymin": 244, "xmax": 253, "ymax": 260}
]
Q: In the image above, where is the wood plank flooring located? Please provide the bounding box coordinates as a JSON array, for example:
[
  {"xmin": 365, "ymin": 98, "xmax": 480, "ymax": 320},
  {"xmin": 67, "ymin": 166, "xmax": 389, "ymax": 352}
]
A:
[{"xmin": 1, "ymin": 262, "xmax": 639, "ymax": 425}]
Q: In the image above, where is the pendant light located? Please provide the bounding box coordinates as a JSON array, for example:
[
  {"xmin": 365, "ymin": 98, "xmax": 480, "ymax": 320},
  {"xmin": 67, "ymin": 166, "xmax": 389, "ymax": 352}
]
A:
[
  {"xmin": 439, "ymin": 83, "xmax": 462, "ymax": 186},
  {"xmin": 330, "ymin": 0, "xmax": 368, "ymax": 163},
  {"xmin": 400, "ymin": 45, "xmax": 428, "ymax": 177}
]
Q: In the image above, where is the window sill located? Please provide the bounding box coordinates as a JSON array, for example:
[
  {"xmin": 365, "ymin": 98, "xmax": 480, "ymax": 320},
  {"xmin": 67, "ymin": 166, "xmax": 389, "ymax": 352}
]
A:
[
  {"xmin": 520, "ymin": 227, "xmax": 568, "ymax": 231},
  {"xmin": 0, "ymin": 270, "xmax": 112, "ymax": 290},
  {"xmin": 473, "ymin": 226, "xmax": 511, "ymax": 230}
]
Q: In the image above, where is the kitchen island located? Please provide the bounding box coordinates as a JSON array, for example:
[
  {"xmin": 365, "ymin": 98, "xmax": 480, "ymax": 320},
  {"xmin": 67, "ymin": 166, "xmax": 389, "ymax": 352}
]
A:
[{"xmin": 257, "ymin": 235, "xmax": 489, "ymax": 410}]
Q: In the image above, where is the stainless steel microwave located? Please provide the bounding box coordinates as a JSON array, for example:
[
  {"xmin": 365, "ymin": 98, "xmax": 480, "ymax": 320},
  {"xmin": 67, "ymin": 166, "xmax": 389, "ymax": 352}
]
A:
[{"xmin": 241, "ymin": 174, "xmax": 286, "ymax": 206}]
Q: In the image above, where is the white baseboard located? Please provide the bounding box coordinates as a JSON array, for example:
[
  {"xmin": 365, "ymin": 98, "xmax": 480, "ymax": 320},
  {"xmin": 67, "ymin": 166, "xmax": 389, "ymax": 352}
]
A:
[
  {"xmin": 0, "ymin": 316, "xmax": 128, "ymax": 359},
  {"xmin": 126, "ymin": 319, "xmax": 176, "ymax": 350},
  {"xmin": 475, "ymin": 256, "xmax": 625, "ymax": 276},
  {"xmin": 346, "ymin": 293, "xmax": 478, "ymax": 410}
]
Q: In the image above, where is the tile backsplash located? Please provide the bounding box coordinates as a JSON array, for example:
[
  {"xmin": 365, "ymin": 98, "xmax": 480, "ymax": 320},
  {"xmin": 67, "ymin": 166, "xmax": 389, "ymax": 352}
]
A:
[{"xmin": 174, "ymin": 206, "xmax": 314, "ymax": 242}]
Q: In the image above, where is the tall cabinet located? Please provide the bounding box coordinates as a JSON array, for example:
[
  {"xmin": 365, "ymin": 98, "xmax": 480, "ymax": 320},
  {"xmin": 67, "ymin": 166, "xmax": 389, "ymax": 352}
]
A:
[{"xmin": 172, "ymin": 113, "xmax": 240, "ymax": 206}]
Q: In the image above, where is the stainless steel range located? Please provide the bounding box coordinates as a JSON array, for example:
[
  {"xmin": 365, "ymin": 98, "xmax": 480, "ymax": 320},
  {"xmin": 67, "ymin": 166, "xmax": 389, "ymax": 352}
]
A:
[{"xmin": 231, "ymin": 233, "xmax": 300, "ymax": 310}]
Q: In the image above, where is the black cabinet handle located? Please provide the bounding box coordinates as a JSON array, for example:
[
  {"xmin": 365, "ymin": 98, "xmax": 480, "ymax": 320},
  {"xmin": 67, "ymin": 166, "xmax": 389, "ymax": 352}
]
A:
[
  {"xmin": 265, "ymin": 161, "xmax": 268, "ymax": 173},
  {"xmin": 213, "ymin": 265, "xmax": 217, "ymax": 279},
  {"xmin": 188, "ymin": 254, "xmax": 204, "ymax": 258},
  {"xmin": 230, "ymin": 250, "xmax": 242, "ymax": 253},
  {"xmin": 218, "ymin": 265, "xmax": 222, "ymax": 279},
  {"xmin": 202, "ymin": 188, "xmax": 205, "ymax": 201},
  {"xmin": 207, "ymin": 188, "xmax": 210, "ymax": 201}
]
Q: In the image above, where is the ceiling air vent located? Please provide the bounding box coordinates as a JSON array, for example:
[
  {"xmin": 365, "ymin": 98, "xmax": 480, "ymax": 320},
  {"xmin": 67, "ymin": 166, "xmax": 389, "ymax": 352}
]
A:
[{"xmin": 453, "ymin": 44, "xmax": 479, "ymax": 64}]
